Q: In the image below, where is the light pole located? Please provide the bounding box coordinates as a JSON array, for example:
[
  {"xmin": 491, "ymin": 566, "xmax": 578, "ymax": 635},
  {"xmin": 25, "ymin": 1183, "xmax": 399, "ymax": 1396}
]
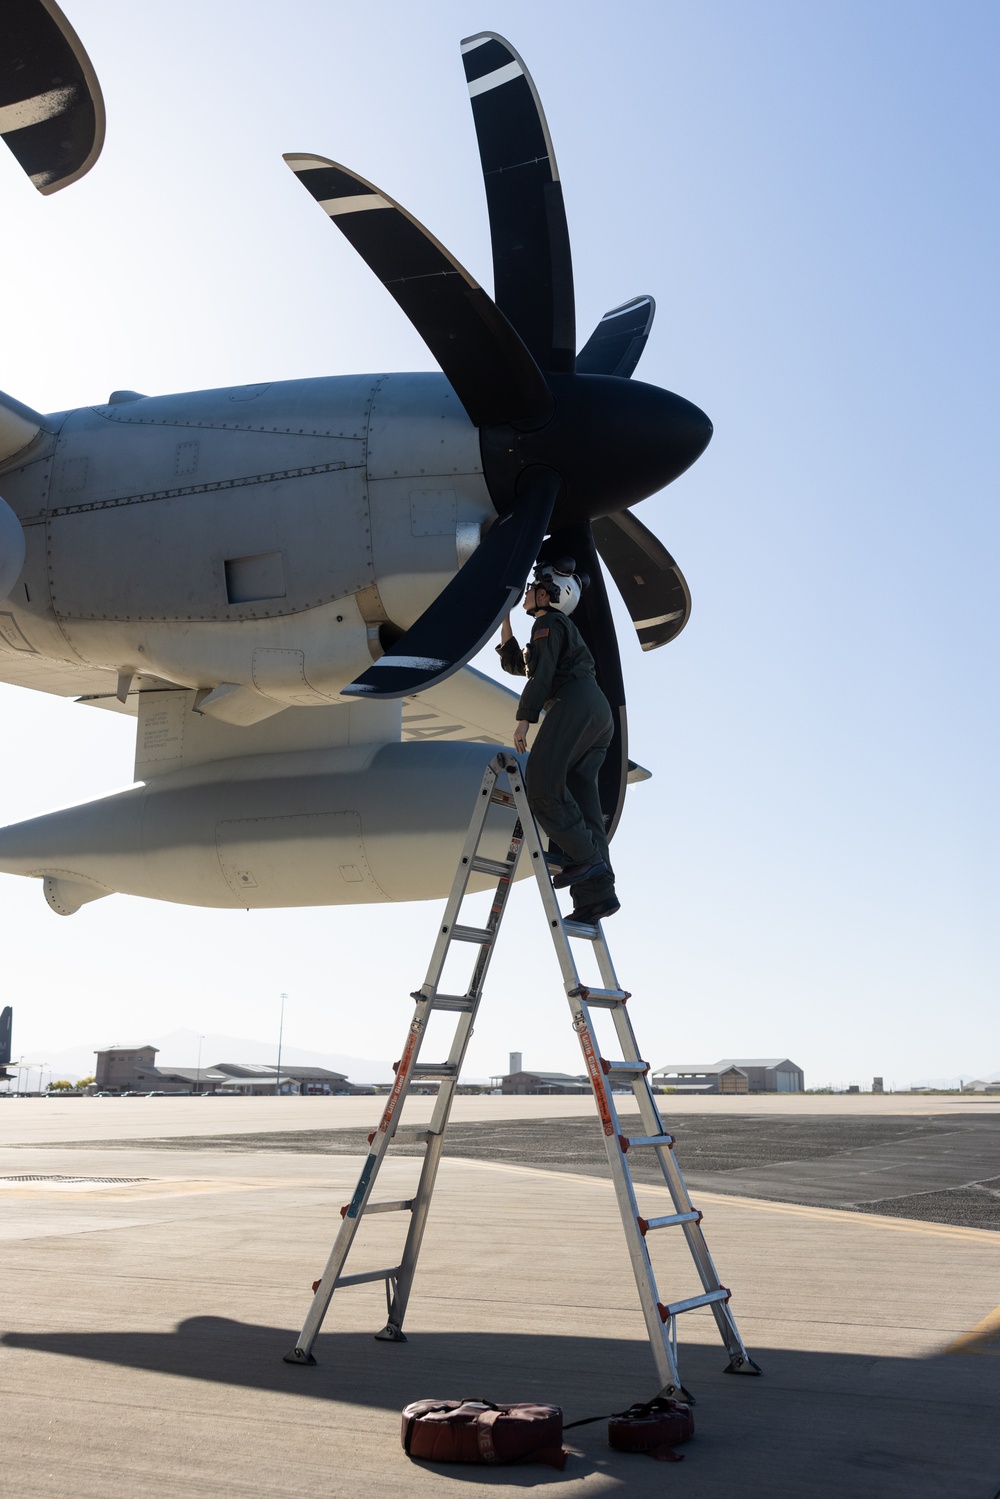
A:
[
  {"xmin": 35, "ymin": 1063, "xmax": 48, "ymax": 1096},
  {"xmin": 276, "ymin": 993, "xmax": 287, "ymax": 1097},
  {"xmin": 196, "ymin": 1035, "xmax": 204, "ymax": 1095}
]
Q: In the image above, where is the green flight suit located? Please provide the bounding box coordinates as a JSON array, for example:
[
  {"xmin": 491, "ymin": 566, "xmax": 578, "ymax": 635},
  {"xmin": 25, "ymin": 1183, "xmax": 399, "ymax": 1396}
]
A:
[{"xmin": 498, "ymin": 610, "xmax": 616, "ymax": 908}]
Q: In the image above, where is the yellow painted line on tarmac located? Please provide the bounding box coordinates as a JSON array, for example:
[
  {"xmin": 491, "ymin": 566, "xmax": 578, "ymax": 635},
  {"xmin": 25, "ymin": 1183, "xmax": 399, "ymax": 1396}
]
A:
[
  {"xmin": 942, "ymin": 1302, "xmax": 1000, "ymax": 1357},
  {"xmin": 447, "ymin": 1157, "xmax": 1000, "ymax": 1246}
]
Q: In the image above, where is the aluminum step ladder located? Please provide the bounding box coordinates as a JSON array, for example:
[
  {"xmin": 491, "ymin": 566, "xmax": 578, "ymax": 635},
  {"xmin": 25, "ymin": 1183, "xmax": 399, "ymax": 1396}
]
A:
[{"xmin": 284, "ymin": 750, "xmax": 760, "ymax": 1398}]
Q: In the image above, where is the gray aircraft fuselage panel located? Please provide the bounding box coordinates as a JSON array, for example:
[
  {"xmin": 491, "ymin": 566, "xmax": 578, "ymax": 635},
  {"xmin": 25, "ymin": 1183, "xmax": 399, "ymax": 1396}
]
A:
[{"xmin": 0, "ymin": 371, "xmax": 493, "ymax": 701}]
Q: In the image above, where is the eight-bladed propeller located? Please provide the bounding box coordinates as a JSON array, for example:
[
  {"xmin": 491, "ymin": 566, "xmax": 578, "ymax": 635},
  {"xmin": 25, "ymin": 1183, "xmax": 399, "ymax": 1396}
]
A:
[{"xmin": 286, "ymin": 31, "xmax": 710, "ymax": 833}]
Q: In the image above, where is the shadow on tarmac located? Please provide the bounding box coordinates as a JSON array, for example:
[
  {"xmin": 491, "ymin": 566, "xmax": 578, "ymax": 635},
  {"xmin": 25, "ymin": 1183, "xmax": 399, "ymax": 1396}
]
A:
[{"xmin": 4, "ymin": 1319, "xmax": 999, "ymax": 1495}]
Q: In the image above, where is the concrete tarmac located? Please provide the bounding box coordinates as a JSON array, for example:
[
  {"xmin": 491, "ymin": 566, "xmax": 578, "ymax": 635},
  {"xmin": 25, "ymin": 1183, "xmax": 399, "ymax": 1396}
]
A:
[
  {"xmin": 4, "ymin": 1090, "xmax": 1000, "ymax": 1147},
  {"xmin": 17, "ymin": 1105, "xmax": 1000, "ymax": 1230},
  {"xmin": 2, "ymin": 1098, "xmax": 1000, "ymax": 1496}
]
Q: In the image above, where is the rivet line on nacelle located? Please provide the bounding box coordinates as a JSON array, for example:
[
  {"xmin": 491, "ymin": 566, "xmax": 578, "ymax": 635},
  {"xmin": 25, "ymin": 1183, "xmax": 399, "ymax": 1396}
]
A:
[{"xmin": 45, "ymin": 460, "xmax": 359, "ymax": 517}]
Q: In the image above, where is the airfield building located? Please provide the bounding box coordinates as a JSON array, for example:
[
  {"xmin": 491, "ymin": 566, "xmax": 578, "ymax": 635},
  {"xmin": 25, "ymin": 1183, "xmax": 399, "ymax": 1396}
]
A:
[
  {"xmin": 94, "ymin": 1047, "xmax": 353, "ymax": 1095},
  {"xmin": 493, "ymin": 1069, "xmax": 590, "ymax": 1095},
  {"xmin": 654, "ymin": 1058, "xmax": 804, "ymax": 1094}
]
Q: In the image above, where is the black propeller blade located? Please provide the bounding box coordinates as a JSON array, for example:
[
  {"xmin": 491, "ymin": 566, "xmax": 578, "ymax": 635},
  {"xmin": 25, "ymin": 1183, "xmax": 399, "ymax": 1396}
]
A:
[
  {"xmin": 343, "ymin": 468, "xmax": 560, "ymax": 700},
  {"xmin": 284, "ymin": 154, "xmax": 552, "ymax": 429},
  {"xmin": 288, "ymin": 35, "xmax": 713, "ymax": 830},
  {"xmin": 577, "ymin": 296, "xmax": 656, "ymax": 379},
  {"xmin": 591, "ymin": 509, "xmax": 692, "ymax": 651},
  {"xmin": 0, "ymin": 0, "xmax": 104, "ymax": 194},
  {"xmin": 461, "ymin": 32, "xmax": 575, "ymax": 373}
]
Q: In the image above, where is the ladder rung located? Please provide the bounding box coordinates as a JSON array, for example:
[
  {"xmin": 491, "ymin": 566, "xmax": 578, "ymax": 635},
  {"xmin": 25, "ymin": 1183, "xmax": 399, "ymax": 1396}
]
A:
[
  {"xmin": 600, "ymin": 1058, "xmax": 649, "ymax": 1076},
  {"xmin": 340, "ymin": 1198, "xmax": 414, "ymax": 1218},
  {"xmin": 409, "ymin": 989, "xmax": 475, "ymax": 1013},
  {"xmin": 621, "ymin": 1133, "xmax": 675, "ymax": 1151},
  {"xmin": 451, "ymin": 924, "xmax": 493, "ymax": 945},
  {"xmin": 366, "ymin": 1128, "xmax": 432, "ymax": 1146},
  {"xmin": 638, "ymin": 1210, "xmax": 702, "ymax": 1234},
  {"xmin": 430, "ymin": 994, "xmax": 476, "ymax": 1013},
  {"xmin": 470, "ymin": 855, "xmax": 511, "ymax": 877},
  {"xmin": 658, "ymin": 1288, "xmax": 730, "ymax": 1320},
  {"xmin": 562, "ymin": 917, "xmax": 600, "ymax": 938},
  {"xmin": 573, "ymin": 986, "xmax": 629, "ymax": 1007},
  {"xmin": 489, "ymin": 789, "xmax": 515, "ymax": 806},
  {"xmin": 335, "ymin": 1266, "xmax": 400, "ymax": 1289},
  {"xmin": 410, "ymin": 1063, "xmax": 459, "ymax": 1079}
]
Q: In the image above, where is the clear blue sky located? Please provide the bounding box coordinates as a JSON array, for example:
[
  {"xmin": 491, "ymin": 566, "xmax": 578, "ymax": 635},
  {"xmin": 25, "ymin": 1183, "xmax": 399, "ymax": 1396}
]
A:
[{"xmin": 0, "ymin": 0, "xmax": 996, "ymax": 1087}]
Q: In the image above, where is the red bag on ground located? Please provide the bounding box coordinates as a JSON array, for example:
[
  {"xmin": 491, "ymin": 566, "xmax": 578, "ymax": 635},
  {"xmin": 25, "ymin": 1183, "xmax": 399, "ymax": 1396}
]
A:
[
  {"xmin": 607, "ymin": 1398, "xmax": 695, "ymax": 1462},
  {"xmin": 401, "ymin": 1398, "xmax": 567, "ymax": 1469}
]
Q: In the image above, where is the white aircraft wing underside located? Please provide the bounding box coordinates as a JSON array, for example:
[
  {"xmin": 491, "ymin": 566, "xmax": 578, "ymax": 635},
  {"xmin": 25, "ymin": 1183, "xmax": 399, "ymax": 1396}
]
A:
[
  {"xmin": 0, "ymin": 641, "xmax": 176, "ymax": 701},
  {"xmin": 402, "ymin": 664, "xmax": 519, "ymax": 747}
]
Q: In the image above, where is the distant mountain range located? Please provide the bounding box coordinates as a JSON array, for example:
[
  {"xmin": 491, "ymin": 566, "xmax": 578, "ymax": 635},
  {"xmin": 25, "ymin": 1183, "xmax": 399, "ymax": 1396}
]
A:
[{"xmin": 10, "ymin": 1026, "xmax": 394, "ymax": 1086}]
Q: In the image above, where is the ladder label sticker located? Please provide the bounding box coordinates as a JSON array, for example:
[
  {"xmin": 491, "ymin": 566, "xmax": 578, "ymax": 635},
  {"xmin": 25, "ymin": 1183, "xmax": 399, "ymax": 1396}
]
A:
[
  {"xmin": 576, "ymin": 1020, "xmax": 616, "ymax": 1136},
  {"xmin": 345, "ymin": 1154, "xmax": 376, "ymax": 1218},
  {"xmin": 379, "ymin": 1028, "xmax": 420, "ymax": 1132}
]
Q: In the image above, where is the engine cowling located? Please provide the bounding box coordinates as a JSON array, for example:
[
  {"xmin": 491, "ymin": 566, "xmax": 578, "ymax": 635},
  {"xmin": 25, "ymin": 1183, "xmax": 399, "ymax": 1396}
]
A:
[{"xmin": 0, "ymin": 741, "xmax": 518, "ymax": 911}]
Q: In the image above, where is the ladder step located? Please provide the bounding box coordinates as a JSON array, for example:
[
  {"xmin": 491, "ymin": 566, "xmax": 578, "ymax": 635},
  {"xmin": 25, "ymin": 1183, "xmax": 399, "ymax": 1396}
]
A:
[
  {"xmin": 562, "ymin": 917, "xmax": 600, "ymax": 938},
  {"xmin": 489, "ymin": 788, "xmax": 515, "ymax": 806},
  {"xmin": 600, "ymin": 1058, "xmax": 649, "ymax": 1076},
  {"xmin": 620, "ymin": 1133, "xmax": 675, "ymax": 1151},
  {"xmin": 638, "ymin": 1210, "xmax": 702, "ymax": 1234},
  {"xmin": 410, "ymin": 1063, "xmax": 459, "ymax": 1079},
  {"xmin": 409, "ymin": 989, "xmax": 475, "ymax": 1013},
  {"xmin": 366, "ymin": 1128, "xmax": 432, "ymax": 1146},
  {"xmin": 658, "ymin": 1288, "xmax": 731, "ymax": 1320},
  {"xmin": 572, "ymin": 986, "xmax": 629, "ymax": 1007},
  {"xmin": 470, "ymin": 855, "xmax": 512, "ymax": 877},
  {"xmin": 335, "ymin": 1266, "xmax": 400, "ymax": 1289},
  {"xmin": 430, "ymin": 994, "xmax": 476, "ymax": 1013},
  {"xmin": 451, "ymin": 924, "xmax": 493, "ymax": 945},
  {"xmin": 340, "ymin": 1198, "xmax": 414, "ymax": 1218}
]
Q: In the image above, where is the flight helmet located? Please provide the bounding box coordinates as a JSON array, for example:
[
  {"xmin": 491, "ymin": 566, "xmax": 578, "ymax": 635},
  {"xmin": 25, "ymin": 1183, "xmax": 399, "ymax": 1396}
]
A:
[{"xmin": 530, "ymin": 557, "xmax": 587, "ymax": 617}]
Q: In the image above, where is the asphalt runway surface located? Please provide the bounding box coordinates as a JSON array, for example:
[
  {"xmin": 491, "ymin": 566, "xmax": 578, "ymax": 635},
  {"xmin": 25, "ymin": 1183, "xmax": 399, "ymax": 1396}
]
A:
[{"xmin": 35, "ymin": 1111, "xmax": 1000, "ymax": 1230}]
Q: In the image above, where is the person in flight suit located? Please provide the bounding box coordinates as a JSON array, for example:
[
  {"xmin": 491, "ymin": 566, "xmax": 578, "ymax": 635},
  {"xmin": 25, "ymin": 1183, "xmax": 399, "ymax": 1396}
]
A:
[{"xmin": 496, "ymin": 560, "xmax": 620, "ymax": 923}]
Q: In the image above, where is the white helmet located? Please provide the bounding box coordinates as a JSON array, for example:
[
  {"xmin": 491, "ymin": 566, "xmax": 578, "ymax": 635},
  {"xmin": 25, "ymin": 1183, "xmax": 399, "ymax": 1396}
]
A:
[{"xmin": 532, "ymin": 558, "xmax": 585, "ymax": 616}]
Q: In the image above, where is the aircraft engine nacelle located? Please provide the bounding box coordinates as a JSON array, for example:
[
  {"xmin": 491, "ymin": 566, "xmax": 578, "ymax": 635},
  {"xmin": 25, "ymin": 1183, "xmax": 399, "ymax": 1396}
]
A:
[
  {"xmin": 0, "ymin": 741, "xmax": 518, "ymax": 912},
  {"xmin": 0, "ymin": 494, "xmax": 25, "ymax": 605}
]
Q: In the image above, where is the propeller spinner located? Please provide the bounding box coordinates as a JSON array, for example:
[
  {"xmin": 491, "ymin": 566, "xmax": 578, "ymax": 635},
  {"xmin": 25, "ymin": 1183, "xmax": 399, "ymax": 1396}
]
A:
[{"xmin": 286, "ymin": 32, "xmax": 710, "ymax": 832}]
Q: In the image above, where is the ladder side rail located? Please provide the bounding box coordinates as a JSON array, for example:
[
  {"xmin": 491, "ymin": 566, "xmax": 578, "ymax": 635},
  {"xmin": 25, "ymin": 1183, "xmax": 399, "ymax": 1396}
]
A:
[
  {"xmin": 379, "ymin": 768, "xmax": 530, "ymax": 1337},
  {"xmin": 618, "ymin": 1057, "xmax": 751, "ymax": 1367},
  {"xmin": 380, "ymin": 1124, "xmax": 447, "ymax": 1339},
  {"xmin": 417, "ymin": 756, "xmax": 506, "ymax": 993},
  {"xmin": 645, "ymin": 1129, "xmax": 748, "ymax": 1363},
  {"xmin": 425, "ymin": 797, "xmax": 527, "ymax": 1141},
  {"xmin": 591, "ymin": 930, "xmax": 624, "ymax": 995},
  {"xmin": 570, "ymin": 993, "xmax": 684, "ymax": 1395},
  {"xmin": 288, "ymin": 984, "xmax": 444, "ymax": 1359},
  {"xmin": 617, "ymin": 1050, "xmax": 728, "ymax": 1290}
]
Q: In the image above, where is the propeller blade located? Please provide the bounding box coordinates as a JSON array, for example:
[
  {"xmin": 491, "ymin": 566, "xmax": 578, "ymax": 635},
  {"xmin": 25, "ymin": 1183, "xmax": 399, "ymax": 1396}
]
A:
[
  {"xmin": 343, "ymin": 467, "xmax": 561, "ymax": 700},
  {"xmin": 0, "ymin": 0, "xmax": 104, "ymax": 194},
  {"xmin": 577, "ymin": 296, "xmax": 656, "ymax": 379},
  {"xmin": 542, "ymin": 523, "xmax": 628, "ymax": 836},
  {"xmin": 284, "ymin": 154, "xmax": 552, "ymax": 429},
  {"xmin": 591, "ymin": 509, "xmax": 691, "ymax": 651},
  {"xmin": 461, "ymin": 32, "xmax": 575, "ymax": 373}
]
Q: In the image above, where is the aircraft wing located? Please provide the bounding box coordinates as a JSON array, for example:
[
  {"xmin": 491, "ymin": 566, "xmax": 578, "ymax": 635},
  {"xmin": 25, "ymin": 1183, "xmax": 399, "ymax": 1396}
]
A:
[
  {"xmin": 0, "ymin": 644, "xmax": 120, "ymax": 700},
  {"xmin": 402, "ymin": 664, "xmax": 519, "ymax": 746}
]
